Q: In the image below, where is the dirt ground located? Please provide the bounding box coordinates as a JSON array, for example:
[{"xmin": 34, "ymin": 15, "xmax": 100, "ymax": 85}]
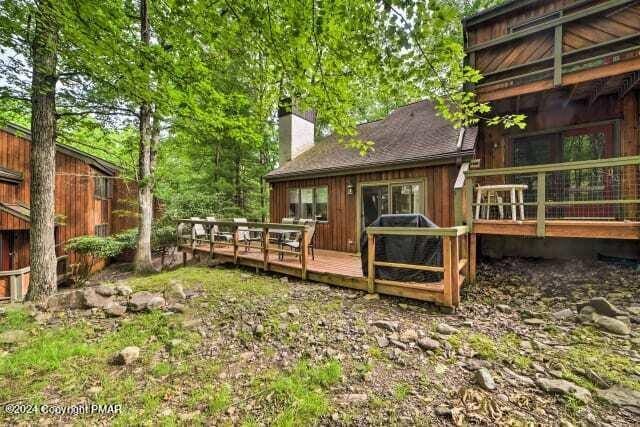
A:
[{"xmin": 1, "ymin": 257, "xmax": 639, "ymax": 426}]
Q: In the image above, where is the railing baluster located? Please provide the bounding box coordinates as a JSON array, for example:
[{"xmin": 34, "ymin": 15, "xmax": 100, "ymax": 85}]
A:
[
  {"xmin": 233, "ymin": 225, "xmax": 239, "ymax": 264},
  {"xmin": 263, "ymin": 226, "xmax": 269, "ymax": 271},
  {"xmin": 442, "ymin": 236, "xmax": 453, "ymax": 307},
  {"xmin": 301, "ymin": 227, "xmax": 308, "ymax": 280},
  {"xmin": 537, "ymin": 172, "xmax": 546, "ymax": 237},
  {"xmin": 367, "ymin": 233, "xmax": 375, "ymax": 294}
]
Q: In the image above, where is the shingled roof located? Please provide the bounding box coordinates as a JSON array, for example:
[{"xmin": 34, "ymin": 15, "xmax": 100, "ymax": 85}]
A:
[{"xmin": 265, "ymin": 100, "xmax": 477, "ymax": 181}]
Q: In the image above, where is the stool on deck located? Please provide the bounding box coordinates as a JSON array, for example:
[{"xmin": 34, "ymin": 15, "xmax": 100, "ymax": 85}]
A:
[{"xmin": 475, "ymin": 184, "xmax": 528, "ymax": 221}]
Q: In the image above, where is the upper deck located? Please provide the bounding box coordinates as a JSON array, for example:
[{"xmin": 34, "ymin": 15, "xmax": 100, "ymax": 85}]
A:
[{"xmin": 464, "ymin": 0, "xmax": 640, "ymax": 102}]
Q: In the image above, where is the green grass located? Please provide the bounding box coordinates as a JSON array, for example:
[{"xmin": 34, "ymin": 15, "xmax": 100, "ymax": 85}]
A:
[
  {"xmin": 259, "ymin": 359, "xmax": 342, "ymax": 426},
  {"xmin": 188, "ymin": 383, "xmax": 233, "ymax": 415},
  {"xmin": 393, "ymin": 382, "xmax": 411, "ymax": 401},
  {"xmin": 467, "ymin": 333, "xmax": 498, "ymax": 360},
  {"xmin": 0, "ymin": 306, "xmax": 33, "ymax": 332}
]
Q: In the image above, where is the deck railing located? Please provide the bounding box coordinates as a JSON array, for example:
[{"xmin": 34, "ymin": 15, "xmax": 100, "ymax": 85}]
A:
[
  {"xmin": 462, "ymin": 155, "xmax": 640, "ymax": 237},
  {"xmin": 0, "ymin": 255, "xmax": 69, "ymax": 302},
  {"xmin": 178, "ymin": 219, "xmax": 311, "ymax": 277},
  {"xmin": 365, "ymin": 226, "xmax": 471, "ymax": 307}
]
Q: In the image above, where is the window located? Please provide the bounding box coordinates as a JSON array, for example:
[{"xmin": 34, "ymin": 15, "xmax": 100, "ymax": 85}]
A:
[
  {"xmin": 391, "ymin": 183, "xmax": 420, "ymax": 214},
  {"xmin": 94, "ymin": 176, "xmax": 112, "ymax": 199},
  {"xmin": 95, "ymin": 223, "xmax": 109, "ymax": 237},
  {"xmin": 287, "ymin": 187, "xmax": 329, "ymax": 222}
]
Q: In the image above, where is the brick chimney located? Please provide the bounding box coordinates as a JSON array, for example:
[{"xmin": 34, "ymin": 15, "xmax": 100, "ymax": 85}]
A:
[{"xmin": 278, "ymin": 98, "xmax": 316, "ymax": 165}]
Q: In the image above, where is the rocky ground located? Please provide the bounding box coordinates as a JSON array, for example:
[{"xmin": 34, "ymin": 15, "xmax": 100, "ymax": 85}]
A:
[{"xmin": 0, "ymin": 257, "xmax": 639, "ymax": 426}]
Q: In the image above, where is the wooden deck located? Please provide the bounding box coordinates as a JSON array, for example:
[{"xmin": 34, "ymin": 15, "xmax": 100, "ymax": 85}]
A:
[{"xmin": 473, "ymin": 219, "xmax": 640, "ymax": 240}]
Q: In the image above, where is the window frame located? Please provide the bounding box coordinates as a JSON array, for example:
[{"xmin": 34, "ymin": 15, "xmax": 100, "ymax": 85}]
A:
[
  {"xmin": 286, "ymin": 186, "xmax": 329, "ymax": 223},
  {"xmin": 94, "ymin": 175, "xmax": 113, "ymax": 200}
]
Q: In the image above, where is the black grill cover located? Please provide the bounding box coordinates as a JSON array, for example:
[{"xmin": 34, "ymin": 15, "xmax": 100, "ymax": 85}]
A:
[{"xmin": 361, "ymin": 214, "xmax": 443, "ymax": 283}]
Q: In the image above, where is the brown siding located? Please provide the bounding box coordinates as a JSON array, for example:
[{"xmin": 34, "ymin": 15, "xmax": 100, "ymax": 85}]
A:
[{"xmin": 269, "ymin": 164, "xmax": 459, "ymax": 253}]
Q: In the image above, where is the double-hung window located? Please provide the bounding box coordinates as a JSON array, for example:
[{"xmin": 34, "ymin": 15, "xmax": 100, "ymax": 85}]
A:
[{"xmin": 287, "ymin": 186, "xmax": 329, "ymax": 222}]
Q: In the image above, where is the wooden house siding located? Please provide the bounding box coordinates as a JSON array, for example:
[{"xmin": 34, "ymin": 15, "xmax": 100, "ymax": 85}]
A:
[
  {"xmin": 269, "ymin": 164, "xmax": 458, "ymax": 253},
  {"xmin": 0, "ymin": 128, "xmax": 137, "ymax": 274}
]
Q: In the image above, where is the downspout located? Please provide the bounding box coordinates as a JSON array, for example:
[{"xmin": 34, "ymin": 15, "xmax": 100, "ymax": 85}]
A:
[{"xmin": 455, "ymin": 127, "xmax": 466, "ymax": 166}]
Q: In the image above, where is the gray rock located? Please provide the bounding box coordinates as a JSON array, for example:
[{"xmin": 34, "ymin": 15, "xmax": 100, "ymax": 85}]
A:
[
  {"xmin": 389, "ymin": 339, "xmax": 408, "ymax": 350},
  {"xmin": 523, "ymin": 318, "xmax": 545, "ymax": 326},
  {"xmin": 627, "ymin": 306, "xmax": 640, "ymax": 316},
  {"xmin": 496, "ymin": 304, "xmax": 511, "ymax": 313},
  {"xmin": 593, "ymin": 314, "xmax": 630, "ymax": 335},
  {"xmin": 339, "ymin": 394, "xmax": 368, "ymax": 405},
  {"xmin": 129, "ymin": 292, "xmax": 165, "ymax": 312},
  {"xmin": 536, "ymin": 378, "xmax": 591, "ymax": 403},
  {"xmin": 287, "ymin": 306, "xmax": 300, "ymax": 317},
  {"xmin": 578, "ymin": 297, "xmax": 627, "ymax": 317},
  {"xmin": 399, "ymin": 329, "xmax": 418, "ymax": 343},
  {"xmin": 0, "ymin": 329, "xmax": 29, "ymax": 344},
  {"xmin": 167, "ymin": 303, "xmax": 187, "ymax": 314},
  {"xmin": 434, "ymin": 405, "xmax": 451, "ymax": 417},
  {"xmin": 475, "ymin": 368, "xmax": 496, "ymax": 390},
  {"xmin": 83, "ymin": 288, "xmax": 114, "ymax": 309},
  {"xmin": 45, "ymin": 289, "xmax": 85, "ymax": 311},
  {"xmin": 371, "ymin": 320, "xmax": 399, "ymax": 332},
  {"xmin": 94, "ymin": 285, "xmax": 117, "ymax": 297},
  {"xmin": 104, "ymin": 302, "xmax": 126, "ymax": 317},
  {"xmin": 436, "ymin": 323, "xmax": 458, "ymax": 335},
  {"xmin": 417, "ymin": 337, "xmax": 440, "ymax": 351},
  {"xmin": 466, "ymin": 358, "xmax": 492, "ymax": 371},
  {"xmin": 115, "ymin": 285, "xmax": 133, "ymax": 296},
  {"xmin": 363, "ymin": 293, "xmax": 380, "ymax": 301},
  {"xmin": 552, "ymin": 308, "xmax": 574, "ymax": 321},
  {"xmin": 596, "ymin": 385, "xmax": 640, "ymax": 409},
  {"xmin": 376, "ymin": 335, "xmax": 389, "ymax": 348},
  {"xmin": 254, "ymin": 324, "xmax": 265, "ymax": 337},
  {"xmin": 113, "ymin": 346, "xmax": 140, "ymax": 365},
  {"xmin": 503, "ymin": 367, "xmax": 535, "ymax": 386},
  {"xmin": 166, "ymin": 281, "xmax": 186, "ymax": 303}
]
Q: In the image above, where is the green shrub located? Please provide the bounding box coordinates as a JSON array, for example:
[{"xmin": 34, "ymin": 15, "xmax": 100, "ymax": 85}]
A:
[
  {"xmin": 65, "ymin": 235, "xmax": 123, "ymax": 285},
  {"xmin": 113, "ymin": 223, "xmax": 177, "ymax": 270}
]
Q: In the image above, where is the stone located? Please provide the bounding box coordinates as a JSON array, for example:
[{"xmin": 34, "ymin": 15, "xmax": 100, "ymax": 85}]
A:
[
  {"xmin": 287, "ymin": 306, "xmax": 300, "ymax": 317},
  {"xmin": 417, "ymin": 337, "xmax": 440, "ymax": 351},
  {"xmin": 167, "ymin": 303, "xmax": 187, "ymax": 314},
  {"xmin": 113, "ymin": 346, "xmax": 140, "ymax": 365},
  {"xmin": 129, "ymin": 292, "xmax": 165, "ymax": 312},
  {"xmin": 166, "ymin": 281, "xmax": 186, "ymax": 303},
  {"xmin": 578, "ymin": 297, "xmax": 627, "ymax": 318},
  {"xmin": 339, "ymin": 394, "xmax": 368, "ymax": 405},
  {"xmin": 280, "ymin": 277, "xmax": 289, "ymax": 284},
  {"xmin": 593, "ymin": 314, "xmax": 630, "ymax": 335},
  {"xmin": 552, "ymin": 308, "xmax": 574, "ymax": 321},
  {"xmin": 115, "ymin": 285, "xmax": 133, "ymax": 296},
  {"xmin": 389, "ymin": 339, "xmax": 408, "ymax": 350},
  {"xmin": 523, "ymin": 318, "xmax": 545, "ymax": 326},
  {"xmin": 182, "ymin": 319, "xmax": 202, "ymax": 330},
  {"xmin": 254, "ymin": 324, "xmax": 265, "ymax": 337},
  {"xmin": 596, "ymin": 385, "xmax": 640, "ymax": 409},
  {"xmin": 627, "ymin": 306, "xmax": 640, "ymax": 316},
  {"xmin": 94, "ymin": 285, "xmax": 117, "ymax": 297},
  {"xmin": 44, "ymin": 289, "xmax": 85, "ymax": 311},
  {"xmin": 376, "ymin": 335, "xmax": 389, "ymax": 348},
  {"xmin": 399, "ymin": 329, "xmax": 418, "ymax": 343},
  {"xmin": 465, "ymin": 358, "xmax": 492, "ymax": 371},
  {"xmin": 436, "ymin": 323, "xmax": 458, "ymax": 335},
  {"xmin": 371, "ymin": 320, "xmax": 399, "ymax": 332},
  {"xmin": 104, "ymin": 302, "xmax": 126, "ymax": 317},
  {"xmin": 83, "ymin": 288, "xmax": 113, "ymax": 309},
  {"xmin": 503, "ymin": 367, "xmax": 535, "ymax": 386},
  {"xmin": 496, "ymin": 304, "xmax": 511, "ymax": 313},
  {"xmin": 0, "ymin": 329, "xmax": 28, "ymax": 345},
  {"xmin": 434, "ymin": 405, "xmax": 452, "ymax": 417},
  {"xmin": 536, "ymin": 378, "xmax": 591, "ymax": 403},
  {"xmin": 363, "ymin": 293, "xmax": 380, "ymax": 301},
  {"xmin": 475, "ymin": 368, "xmax": 496, "ymax": 391}
]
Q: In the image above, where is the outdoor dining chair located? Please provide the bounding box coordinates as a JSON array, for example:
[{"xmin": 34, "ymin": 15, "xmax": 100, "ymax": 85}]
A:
[
  {"xmin": 190, "ymin": 217, "xmax": 208, "ymax": 247},
  {"xmin": 234, "ymin": 218, "xmax": 261, "ymax": 251},
  {"xmin": 207, "ymin": 216, "xmax": 234, "ymax": 243},
  {"xmin": 281, "ymin": 219, "xmax": 317, "ymax": 260}
]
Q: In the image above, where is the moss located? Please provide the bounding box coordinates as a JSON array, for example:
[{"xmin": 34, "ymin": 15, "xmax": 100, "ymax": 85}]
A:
[
  {"xmin": 467, "ymin": 333, "xmax": 498, "ymax": 360},
  {"xmin": 393, "ymin": 382, "xmax": 411, "ymax": 401}
]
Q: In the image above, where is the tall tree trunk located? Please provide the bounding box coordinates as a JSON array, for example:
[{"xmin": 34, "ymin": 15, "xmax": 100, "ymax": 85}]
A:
[
  {"xmin": 26, "ymin": 0, "xmax": 59, "ymax": 303},
  {"xmin": 134, "ymin": 0, "xmax": 155, "ymax": 273}
]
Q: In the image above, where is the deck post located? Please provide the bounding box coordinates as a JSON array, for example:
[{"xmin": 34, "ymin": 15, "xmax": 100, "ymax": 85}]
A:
[
  {"xmin": 300, "ymin": 227, "xmax": 309, "ymax": 280},
  {"xmin": 469, "ymin": 233, "xmax": 477, "ymax": 282},
  {"xmin": 464, "ymin": 177, "xmax": 474, "ymax": 232},
  {"xmin": 182, "ymin": 250, "xmax": 187, "ymax": 267},
  {"xmin": 442, "ymin": 236, "xmax": 453, "ymax": 307},
  {"xmin": 233, "ymin": 225, "xmax": 239, "ymax": 265},
  {"xmin": 209, "ymin": 224, "xmax": 214, "ymax": 259},
  {"xmin": 263, "ymin": 226, "xmax": 269, "ymax": 271},
  {"xmin": 536, "ymin": 172, "xmax": 546, "ymax": 237},
  {"xmin": 451, "ymin": 236, "xmax": 460, "ymax": 307},
  {"xmin": 367, "ymin": 233, "xmax": 376, "ymax": 293}
]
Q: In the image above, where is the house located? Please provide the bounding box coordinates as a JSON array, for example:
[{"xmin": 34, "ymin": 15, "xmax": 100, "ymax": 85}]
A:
[
  {"xmin": 265, "ymin": 100, "xmax": 478, "ymax": 253},
  {"xmin": 180, "ymin": 0, "xmax": 639, "ymax": 307},
  {"xmin": 0, "ymin": 123, "xmax": 138, "ymax": 301}
]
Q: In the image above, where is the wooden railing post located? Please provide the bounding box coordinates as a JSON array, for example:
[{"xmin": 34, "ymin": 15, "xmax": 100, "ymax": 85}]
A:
[
  {"xmin": 233, "ymin": 225, "xmax": 239, "ymax": 264},
  {"xmin": 451, "ymin": 236, "xmax": 460, "ymax": 307},
  {"xmin": 367, "ymin": 232, "xmax": 376, "ymax": 294},
  {"xmin": 209, "ymin": 224, "xmax": 214, "ymax": 259},
  {"xmin": 464, "ymin": 177, "xmax": 474, "ymax": 231},
  {"xmin": 536, "ymin": 172, "xmax": 546, "ymax": 237},
  {"xmin": 442, "ymin": 236, "xmax": 453, "ymax": 307},
  {"xmin": 469, "ymin": 233, "xmax": 477, "ymax": 282},
  {"xmin": 553, "ymin": 24, "xmax": 563, "ymax": 87},
  {"xmin": 263, "ymin": 226, "xmax": 269, "ymax": 271},
  {"xmin": 300, "ymin": 227, "xmax": 308, "ymax": 280}
]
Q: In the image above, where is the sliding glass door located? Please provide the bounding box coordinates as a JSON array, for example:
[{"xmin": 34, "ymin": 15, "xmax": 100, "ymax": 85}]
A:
[{"xmin": 361, "ymin": 181, "xmax": 424, "ymax": 232}]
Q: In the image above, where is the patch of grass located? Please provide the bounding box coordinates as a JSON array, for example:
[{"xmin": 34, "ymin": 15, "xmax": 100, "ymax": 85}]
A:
[
  {"xmin": 151, "ymin": 361, "xmax": 173, "ymax": 377},
  {"xmin": 393, "ymin": 382, "xmax": 411, "ymax": 401},
  {"xmin": 563, "ymin": 394, "xmax": 585, "ymax": 417},
  {"xmin": 512, "ymin": 354, "xmax": 532, "ymax": 370},
  {"xmin": 367, "ymin": 347, "xmax": 386, "ymax": 360},
  {"xmin": 188, "ymin": 383, "xmax": 232, "ymax": 415},
  {"xmin": 0, "ymin": 307, "xmax": 33, "ymax": 332},
  {"xmin": 468, "ymin": 333, "xmax": 498, "ymax": 360},
  {"xmin": 263, "ymin": 359, "xmax": 342, "ymax": 426},
  {"xmin": 447, "ymin": 333, "xmax": 463, "ymax": 351}
]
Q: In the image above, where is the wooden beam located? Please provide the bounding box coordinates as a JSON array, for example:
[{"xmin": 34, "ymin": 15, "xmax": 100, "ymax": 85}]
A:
[
  {"xmin": 588, "ymin": 78, "xmax": 607, "ymax": 107},
  {"xmin": 473, "ymin": 220, "xmax": 640, "ymax": 240},
  {"xmin": 619, "ymin": 70, "xmax": 640, "ymax": 99},
  {"xmin": 536, "ymin": 172, "xmax": 546, "ymax": 237},
  {"xmin": 563, "ymin": 83, "xmax": 580, "ymax": 108},
  {"xmin": 468, "ymin": 234, "xmax": 477, "ymax": 282},
  {"xmin": 367, "ymin": 234, "xmax": 375, "ymax": 294},
  {"xmin": 554, "ymin": 25, "xmax": 563, "ymax": 87}
]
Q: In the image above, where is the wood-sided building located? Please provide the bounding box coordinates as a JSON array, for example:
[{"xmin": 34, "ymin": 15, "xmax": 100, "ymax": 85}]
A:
[
  {"xmin": 462, "ymin": 0, "xmax": 640, "ymax": 258},
  {"xmin": 0, "ymin": 124, "xmax": 138, "ymax": 300},
  {"xmin": 266, "ymin": 100, "xmax": 478, "ymax": 253}
]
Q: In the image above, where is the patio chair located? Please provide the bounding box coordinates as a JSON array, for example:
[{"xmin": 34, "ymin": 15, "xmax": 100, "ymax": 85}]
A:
[
  {"xmin": 282, "ymin": 219, "xmax": 317, "ymax": 260},
  {"xmin": 234, "ymin": 218, "xmax": 261, "ymax": 251},
  {"xmin": 189, "ymin": 217, "xmax": 208, "ymax": 249},
  {"xmin": 207, "ymin": 216, "xmax": 233, "ymax": 242}
]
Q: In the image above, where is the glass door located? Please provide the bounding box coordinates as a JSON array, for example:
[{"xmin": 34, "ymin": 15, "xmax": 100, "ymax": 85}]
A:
[
  {"xmin": 361, "ymin": 185, "xmax": 388, "ymax": 230},
  {"xmin": 361, "ymin": 181, "xmax": 424, "ymax": 237}
]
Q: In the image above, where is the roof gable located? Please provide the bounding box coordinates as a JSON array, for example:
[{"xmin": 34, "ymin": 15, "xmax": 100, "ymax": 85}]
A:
[{"xmin": 265, "ymin": 100, "xmax": 477, "ymax": 181}]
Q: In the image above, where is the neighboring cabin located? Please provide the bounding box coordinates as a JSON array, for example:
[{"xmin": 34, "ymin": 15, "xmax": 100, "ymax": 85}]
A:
[
  {"xmin": 267, "ymin": 0, "xmax": 640, "ymax": 261},
  {"xmin": 0, "ymin": 123, "xmax": 138, "ymax": 300}
]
